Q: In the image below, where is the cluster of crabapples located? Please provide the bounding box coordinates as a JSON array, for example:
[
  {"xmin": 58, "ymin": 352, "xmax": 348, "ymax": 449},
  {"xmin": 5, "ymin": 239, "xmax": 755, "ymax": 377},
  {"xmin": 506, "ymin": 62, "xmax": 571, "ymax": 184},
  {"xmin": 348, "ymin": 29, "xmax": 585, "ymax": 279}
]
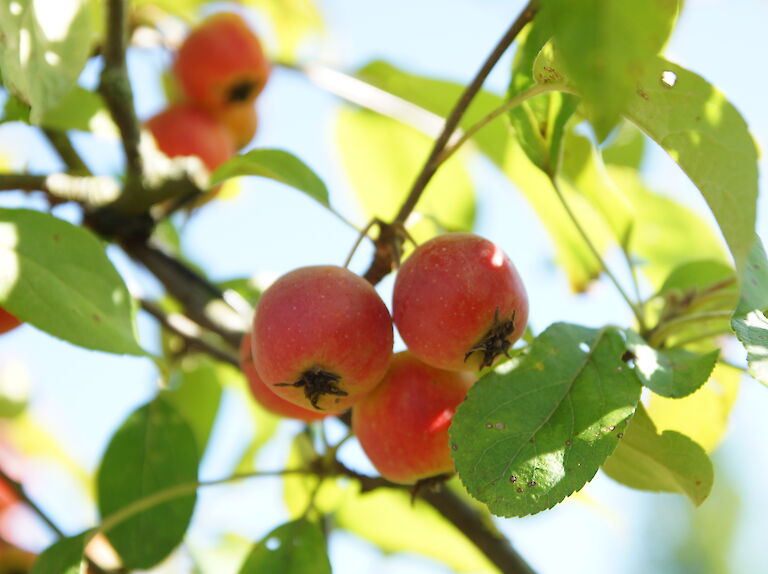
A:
[
  {"xmin": 240, "ymin": 233, "xmax": 529, "ymax": 484},
  {"xmin": 146, "ymin": 13, "xmax": 270, "ymax": 182}
]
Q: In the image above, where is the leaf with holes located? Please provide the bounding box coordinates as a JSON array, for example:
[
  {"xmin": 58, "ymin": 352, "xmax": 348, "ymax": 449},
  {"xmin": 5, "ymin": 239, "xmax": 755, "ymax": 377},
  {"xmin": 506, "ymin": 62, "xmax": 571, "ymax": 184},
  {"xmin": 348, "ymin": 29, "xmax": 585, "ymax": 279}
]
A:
[
  {"xmin": 731, "ymin": 237, "xmax": 768, "ymax": 387},
  {"xmin": 210, "ymin": 149, "xmax": 329, "ymax": 207},
  {"xmin": 602, "ymin": 403, "xmax": 713, "ymax": 505},
  {"xmin": 238, "ymin": 519, "xmax": 331, "ymax": 574},
  {"xmin": 0, "ymin": 208, "xmax": 143, "ymax": 355},
  {"xmin": 451, "ymin": 323, "xmax": 641, "ymax": 517},
  {"xmin": 97, "ymin": 397, "xmax": 199, "ymax": 570},
  {"xmin": 31, "ymin": 530, "xmax": 91, "ymax": 574},
  {"xmin": 534, "ymin": 54, "xmax": 758, "ymax": 273},
  {"xmin": 539, "ymin": 0, "xmax": 679, "ymax": 139},
  {"xmin": 624, "ymin": 331, "xmax": 718, "ymax": 398}
]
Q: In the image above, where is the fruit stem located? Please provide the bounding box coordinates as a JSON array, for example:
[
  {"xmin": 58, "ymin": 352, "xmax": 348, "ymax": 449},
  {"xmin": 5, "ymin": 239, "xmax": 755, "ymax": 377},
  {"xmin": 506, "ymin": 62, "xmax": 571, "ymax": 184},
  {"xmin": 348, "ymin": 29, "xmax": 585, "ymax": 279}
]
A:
[
  {"xmin": 358, "ymin": 0, "xmax": 539, "ymax": 285},
  {"xmin": 548, "ymin": 174, "xmax": 648, "ymax": 331}
]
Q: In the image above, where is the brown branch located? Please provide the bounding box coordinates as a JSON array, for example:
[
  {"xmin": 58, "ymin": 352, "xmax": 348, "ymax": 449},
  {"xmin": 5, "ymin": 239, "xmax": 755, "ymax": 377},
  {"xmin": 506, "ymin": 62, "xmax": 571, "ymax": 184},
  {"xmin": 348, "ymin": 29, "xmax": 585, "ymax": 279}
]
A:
[
  {"xmin": 0, "ymin": 467, "xmax": 112, "ymax": 574},
  {"xmin": 420, "ymin": 488, "xmax": 535, "ymax": 574},
  {"xmin": 363, "ymin": 0, "xmax": 539, "ymax": 284},
  {"xmin": 330, "ymin": 461, "xmax": 534, "ymax": 573},
  {"xmin": 121, "ymin": 240, "xmax": 249, "ymax": 347},
  {"xmin": 99, "ymin": 0, "xmax": 143, "ymax": 179}
]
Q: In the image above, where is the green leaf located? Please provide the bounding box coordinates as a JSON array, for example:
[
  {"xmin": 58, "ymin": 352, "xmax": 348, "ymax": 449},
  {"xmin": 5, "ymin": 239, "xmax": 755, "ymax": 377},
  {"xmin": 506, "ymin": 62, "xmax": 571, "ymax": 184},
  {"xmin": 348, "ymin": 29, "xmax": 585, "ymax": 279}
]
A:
[
  {"xmin": 601, "ymin": 121, "xmax": 646, "ymax": 169},
  {"xmin": 622, "ymin": 59, "xmax": 758, "ymax": 272},
  {"xmin": 97, "ymin": 397, "xmax": 199, "ymax": 569},
  {"xmin": 244, "ymin": 0, "xmax": 324, "ymax": 61},
  {"xmin": 210, "ymin": 149, "xmax": 330, "ymax": 207},
  {"xmin": 534, "ymin": 53, "xmax": 758, "ymax": 272},
  {"xmin": 0, "ymin": 208, "xmax": 144, "ymax": 355},
  {"xmin": 560, "ymin": 132, "xmax": 634, "ymax": 243},
  {"xmin": 163, "ymin": 360, "xmax": 224, "ymax": 458},
  {"xmin": 602, "ymin": 403, "xmax": 713, "ymax": 505},
  {"xmin": 607, "ymin": 167, "xmax": 730, "ymax": 289},
  {"xmin": 507, "ymin": 19, "xmax": 577, "ymax": 174},
  {"xmin": 238, "ymin": 519, "xmax": 331, "ymax": 574},
  {"xmin": 38, "ymin": 85, "xmax": 107, "ymax": 132},
  {"xmin": 646, "ymin": 363, "xmax": 740, "ymax": 453},
  {"xmin": 31, "ymin": 530, "xmax": 91, "ymax": 574},
  {"xmin": 451, "ymin": 323, "xmax": 642, "ymax": 517},
  {"xmin": 0, "ymin": 0, "xmax": 94, "ymax": 123},
  {"xmin": 731, "ymin": 237, "xmax": 768, "ymax": 387},
  {"xmin": 335, "ymin": 108, "xmax": 475, "ymax": 241},
  {"xmin": 356, "ymin": 60, "xmax": 508, "ymax": 165},
  {"xmin": 335, "ymin": 483, "xmax": 494, "ymax": 573},
  {"xmin": 658, "ymin": 259, "xmax": 737, "ymax": 299},
  {"xmin": 540, "ymin": 0, "xmax": 679, "ymax": 139},
  {"xmin": 624, "ymin": 331, "xmax": 718, "ymax": 398}
]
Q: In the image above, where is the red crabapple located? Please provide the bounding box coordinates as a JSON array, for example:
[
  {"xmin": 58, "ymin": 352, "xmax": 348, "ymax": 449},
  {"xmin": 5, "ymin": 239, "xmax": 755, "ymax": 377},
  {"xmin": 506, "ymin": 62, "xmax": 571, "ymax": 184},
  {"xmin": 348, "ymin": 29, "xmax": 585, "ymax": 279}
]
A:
[
  {"xmin": 240, "ymin": 333, "xmax": 333, "ymax": 422},
  {"xmin": 173, "ymin": 12, "xmax": 271, "ymax": 113},
  {"xmin": 393, "ymin": 233, "xmax": 528, "ymax": 372},
  {"xmin": 251, "ymin": 266, "xmax": 393, "ymax": 412},
  {"xmin": 145, "ymin": 103, "xmax": 236, "ymax": 172},
  {"xmin": 0, "ymin": 309, "xmax": 20, "ymax": 336},
  {"xmin": 352, "ymin": 352, "xmax": 474, "ymax": 484}
]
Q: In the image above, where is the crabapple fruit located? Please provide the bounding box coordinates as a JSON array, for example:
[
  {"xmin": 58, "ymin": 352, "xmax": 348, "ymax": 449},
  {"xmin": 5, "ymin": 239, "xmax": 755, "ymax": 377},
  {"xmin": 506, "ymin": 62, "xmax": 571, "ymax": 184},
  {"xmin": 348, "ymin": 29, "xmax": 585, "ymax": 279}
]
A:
[
  {"xmin": 352, "ymin": 352, "xmax": 474, "ymax": 484},
  {"xmin": 173, "ymin": 12, "xmax": 270, "ymax": 112},
  {"xmin": 393, "ymin": 233, "xmax": 528, "ymax": 372},
  {"xmin": 251, "ymin": 266, "xmax": 393, "ymax": 412},
  {"xmin": 145, "ymin": 103, "xmax": 236, "ymax": 172},
  {"xmin": 0, "ymin": 309, "xmax": 20, "ymax": 336},
  {"xmin": 240, "ymin": 333, "xmax": 332, "ymax": 421},
  {"xmin": 217, "ymin": 101, "xmax": 259, "ymax": 149}
]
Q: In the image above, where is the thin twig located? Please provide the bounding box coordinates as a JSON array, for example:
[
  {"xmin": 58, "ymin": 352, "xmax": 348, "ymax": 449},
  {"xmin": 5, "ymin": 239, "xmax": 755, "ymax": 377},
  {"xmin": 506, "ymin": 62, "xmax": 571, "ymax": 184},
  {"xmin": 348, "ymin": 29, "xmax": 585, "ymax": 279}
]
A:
[
  {"xmin": 549, "ymin": 174, "xmax": 647, "ymax": 329},
  {"xmin": 121, "ymin": 240, "xmax": 249, "ymax": 347},
  {"xmin": 0, "ymin": 467, "xmax": 64, "ymax": 537},
  {"xmin": 363, "ymin": 0, "xmax": 539, "ymax": 284},
  {"xmin": 139, "ymin": 299, "xmax": 239, "ymax": 367},
  {"xmin": 42, "ymin": 129, "xmax": 92, "ymax": 176},
  {"xmin": 0, "ymin": 467, "xmax": 113, "ymax": 573},
  {"xmin": 648, "ymin": 310, "xmax": 733, "ymax": 347}
]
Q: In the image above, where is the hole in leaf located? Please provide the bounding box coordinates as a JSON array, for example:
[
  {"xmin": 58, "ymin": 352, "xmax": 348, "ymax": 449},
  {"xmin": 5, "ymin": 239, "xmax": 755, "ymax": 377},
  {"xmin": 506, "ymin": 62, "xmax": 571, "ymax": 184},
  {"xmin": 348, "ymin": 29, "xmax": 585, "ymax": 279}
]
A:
[
  {"xmin": 660, "ymin": 70, "xmax": 677, "ymax": 88},
  {"xmin": 266, "ymin": 537, "xmax": 281, "ymax": 551},
  {"xmin": 578, "ymin": 342, "xmax": 590, "ymax": 353}
]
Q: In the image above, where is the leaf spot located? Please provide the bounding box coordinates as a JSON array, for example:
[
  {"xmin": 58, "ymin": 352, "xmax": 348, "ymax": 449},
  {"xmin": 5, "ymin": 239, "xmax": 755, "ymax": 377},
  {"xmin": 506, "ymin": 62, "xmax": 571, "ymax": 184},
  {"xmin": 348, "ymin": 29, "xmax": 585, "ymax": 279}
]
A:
[
  {"xmin": 509, "ymin": 475, "xmax": 517, "ymax": 483},
  {"xmin": 494, "ymin": 422, "xmax": 506, "ymax": 430},
  {"xmin": 527, "ymin": 481, "xmax": 537, "ymax": 488},
  {"xmin": 617, "ymin": 433, "xmax": 624, "ymax": 439}
]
